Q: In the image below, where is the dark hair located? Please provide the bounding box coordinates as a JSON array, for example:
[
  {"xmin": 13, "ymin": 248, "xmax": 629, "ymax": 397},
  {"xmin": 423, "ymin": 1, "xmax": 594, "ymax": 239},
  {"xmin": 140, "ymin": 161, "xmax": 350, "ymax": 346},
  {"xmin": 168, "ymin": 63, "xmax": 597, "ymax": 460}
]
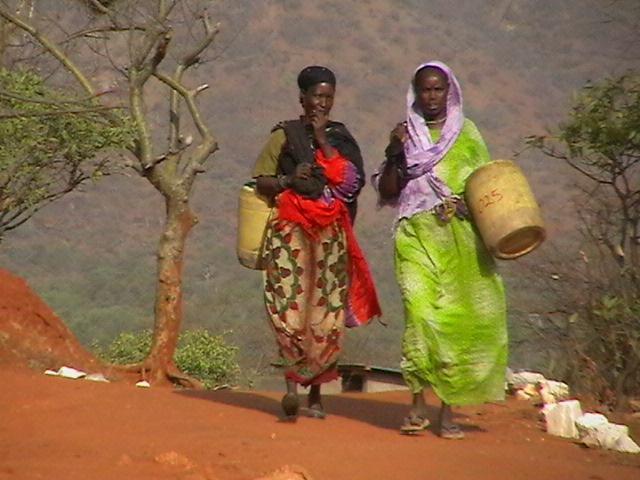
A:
[{"xmin": 297, "ymin": 65, "xmax": 336, "ymax": 92}]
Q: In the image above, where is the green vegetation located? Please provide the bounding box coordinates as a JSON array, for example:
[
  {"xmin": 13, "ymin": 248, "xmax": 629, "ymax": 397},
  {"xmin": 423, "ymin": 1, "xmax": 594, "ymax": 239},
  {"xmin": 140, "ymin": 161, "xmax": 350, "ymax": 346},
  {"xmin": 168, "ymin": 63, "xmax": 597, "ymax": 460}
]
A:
[
  {"xmin": 92, "ymin": 329, "xmax": 153, "ymax": 365},
  {"xmin": 0, "ymin": 68, "xmax": 134, "ymax": 240},
  {"xmin": 93, "ymin": 328, "xmax": 240, "ymax": 389},
  {"xmin": 176, "ymin": 330, "xmax": 241, "ymax": 389},
  {"xmin": 527, "ymin": 73, "xmax": 640, "ymax": 409}
]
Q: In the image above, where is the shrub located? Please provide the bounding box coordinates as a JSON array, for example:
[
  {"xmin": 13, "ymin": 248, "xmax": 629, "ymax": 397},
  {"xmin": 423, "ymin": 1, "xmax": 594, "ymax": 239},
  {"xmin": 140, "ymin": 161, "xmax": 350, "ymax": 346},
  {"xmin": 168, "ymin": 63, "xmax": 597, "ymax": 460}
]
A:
[
  {"xmin": 92, "ymin": 330, "xmax": 152, "ymax": 364},
  {"xmin": 175, "ymin": 329, "xmax": 240, "ymax": 389},
  {"xmin": 526, "ymin": 73, "xmax": 640, "ymax": 410},
  {"xmin": 93, "ymin": 329, "xmax": 240, "ymax": 389}
]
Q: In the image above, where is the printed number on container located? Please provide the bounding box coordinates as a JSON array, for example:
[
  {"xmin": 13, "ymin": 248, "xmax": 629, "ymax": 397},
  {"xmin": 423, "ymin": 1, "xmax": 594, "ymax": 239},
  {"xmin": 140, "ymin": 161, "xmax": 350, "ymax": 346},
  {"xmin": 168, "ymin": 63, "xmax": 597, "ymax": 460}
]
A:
[{"xmin": 477, "ymin": 189, "xmax": 504, "ymax": 214}]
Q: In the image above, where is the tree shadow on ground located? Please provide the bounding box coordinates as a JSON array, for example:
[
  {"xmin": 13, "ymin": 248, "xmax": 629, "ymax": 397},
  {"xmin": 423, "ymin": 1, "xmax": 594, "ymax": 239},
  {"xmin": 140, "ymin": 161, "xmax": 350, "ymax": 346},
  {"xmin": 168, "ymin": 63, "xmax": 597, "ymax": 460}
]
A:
[{"xmin": 176, "ymin": 389, "xmax": 485, "ymax": 437}]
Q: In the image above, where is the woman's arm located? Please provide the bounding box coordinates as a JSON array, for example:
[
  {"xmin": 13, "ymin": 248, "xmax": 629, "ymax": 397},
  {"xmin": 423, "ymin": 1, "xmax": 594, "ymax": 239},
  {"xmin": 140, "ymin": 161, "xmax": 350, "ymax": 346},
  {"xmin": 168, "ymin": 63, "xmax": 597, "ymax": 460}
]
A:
[
  {"xmin": 256, "ymin": 165, "xmax": 313, "ymax": 200},
  {"xmin": 253, "ymin": 128, "xmax": 310, "ymax": 201},
  {"xmin": 255, "ymin": 175, "xmax": 285, "ymax": 199},
  {"xmin": 376, "ymin": 123, "xmax": 407, "ymax": 200}
]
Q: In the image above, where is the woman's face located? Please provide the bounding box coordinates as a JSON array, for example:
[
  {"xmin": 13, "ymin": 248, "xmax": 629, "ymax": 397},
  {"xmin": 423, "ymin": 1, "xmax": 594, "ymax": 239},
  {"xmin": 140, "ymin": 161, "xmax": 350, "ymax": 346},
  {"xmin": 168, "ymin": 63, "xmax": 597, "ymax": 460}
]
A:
[
  {"xmin": 300, "ymin": 82, "xmax": 335, "ymax": 119},
  {"xmin": 414, "ymin": 68, "xmax": 448, "ymax": 121}
]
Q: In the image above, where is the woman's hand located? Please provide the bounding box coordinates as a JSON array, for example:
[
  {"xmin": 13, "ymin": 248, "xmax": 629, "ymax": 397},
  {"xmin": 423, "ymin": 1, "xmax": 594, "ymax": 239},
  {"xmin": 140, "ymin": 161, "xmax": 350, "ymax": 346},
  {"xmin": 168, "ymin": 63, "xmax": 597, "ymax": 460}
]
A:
[
  {"xmin": 390, "ymin": 122, "xmax": 407, "ymax": 144},
  {"xmin": 378, "ymin": 123, "xmax": 408, "ymax": 200},
  {"xmin": 309, "ymin": 111, "xmax": 335, "ymax": 159},
  {"xmin": 293, "ymin": 162, "xmax": 313, "ymax": 180},
  {"xmin": 386, "ymin": 122, "xmax": 407, "ymax": 161},
  {"xmin": 310, "ymin": 111, "xmax": 330, "ymax": 145}
]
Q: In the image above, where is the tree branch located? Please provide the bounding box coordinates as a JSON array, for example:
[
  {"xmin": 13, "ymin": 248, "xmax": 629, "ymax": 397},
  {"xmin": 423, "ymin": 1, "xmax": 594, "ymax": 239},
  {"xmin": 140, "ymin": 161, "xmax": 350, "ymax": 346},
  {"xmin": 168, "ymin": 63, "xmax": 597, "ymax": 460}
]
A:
[
  {"xmin": 0, "ymin": 105, "xmax": 124, "ymax": 119},
  {"xmin": 153, "ymin": 71, "xmax": 217, "ymax": 169},
  {"xmin": 63, "ymin": 25, "xmax": 147, "ymax": 43},
  {"xmin": 125, "ymin": 6, "xmax": 178, "ymax": 170},
  {"xmin": 87, "ymin": 0, "xmax": 110, "ymax": 15},
  {"xmin": 128, "ymin": 73, "xmax": 153, "ymax": 169},
  {"xmin": 0, "ymin": 7, "xmax": 95, "ymax": 96},
  {"xmin": 165, "ymin": 13, "xmax": 219, "ymax": 152},
  {"xmin": 0, "ymin": 87, "xmax": 113, "ymax": 106},
  {"xmin": 130, "ymin": 2, "xmax": 174, "ymax": 77},
  {"xmin": 180, "ymin": 13, "xmax": 219, "ymax": 69},
  {"xmin": 564, "ymin": 156, "xmax": 614, "ymax": 184}
]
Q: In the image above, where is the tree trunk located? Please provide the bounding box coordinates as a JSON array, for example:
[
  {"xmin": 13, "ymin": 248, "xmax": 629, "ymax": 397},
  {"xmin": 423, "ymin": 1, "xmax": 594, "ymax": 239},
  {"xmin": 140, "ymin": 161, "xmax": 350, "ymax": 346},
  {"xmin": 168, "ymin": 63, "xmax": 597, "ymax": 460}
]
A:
[{"xmin": 144, "ymin": 191, "xmax": 199, "ymax": 387}]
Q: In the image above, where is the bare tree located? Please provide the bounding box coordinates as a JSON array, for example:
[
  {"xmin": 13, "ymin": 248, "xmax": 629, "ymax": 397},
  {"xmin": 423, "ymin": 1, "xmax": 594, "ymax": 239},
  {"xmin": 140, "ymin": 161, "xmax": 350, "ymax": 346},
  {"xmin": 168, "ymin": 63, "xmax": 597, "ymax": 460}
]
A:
[{"xmin": 0, "ymin": 0, "xmax": 220, "ymax": 387}]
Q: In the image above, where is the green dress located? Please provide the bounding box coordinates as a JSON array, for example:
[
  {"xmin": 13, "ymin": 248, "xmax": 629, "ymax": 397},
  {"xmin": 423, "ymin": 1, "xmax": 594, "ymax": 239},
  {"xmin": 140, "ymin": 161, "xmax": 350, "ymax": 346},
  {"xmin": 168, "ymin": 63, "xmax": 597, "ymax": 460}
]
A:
[{"xmin": 395, "ymin": 119, "xmax": 508, "ymax": 405}]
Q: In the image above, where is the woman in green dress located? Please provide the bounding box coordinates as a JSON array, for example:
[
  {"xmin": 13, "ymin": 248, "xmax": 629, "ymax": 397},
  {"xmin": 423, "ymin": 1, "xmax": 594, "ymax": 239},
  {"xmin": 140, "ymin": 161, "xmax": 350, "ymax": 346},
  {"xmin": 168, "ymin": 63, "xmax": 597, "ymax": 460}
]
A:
[{"xmin": 373, "ymin": 61, "xmax": 507, "ymax": 439}]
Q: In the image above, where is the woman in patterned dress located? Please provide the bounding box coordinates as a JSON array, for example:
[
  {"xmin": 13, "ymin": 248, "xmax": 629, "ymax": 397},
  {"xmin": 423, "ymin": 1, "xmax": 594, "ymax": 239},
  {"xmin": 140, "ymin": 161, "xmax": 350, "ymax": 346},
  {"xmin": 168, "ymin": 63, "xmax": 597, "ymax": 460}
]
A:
[{"xmin": 253, "ymin": 65, "xmax": 380, "ymax": 419}]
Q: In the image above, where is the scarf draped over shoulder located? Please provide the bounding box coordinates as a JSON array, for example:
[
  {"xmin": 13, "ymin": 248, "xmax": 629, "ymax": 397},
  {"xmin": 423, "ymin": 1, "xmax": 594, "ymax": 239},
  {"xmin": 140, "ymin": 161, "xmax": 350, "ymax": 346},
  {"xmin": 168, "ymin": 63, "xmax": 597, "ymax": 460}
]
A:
[
  {"xmin": 373, "ymin": 60, "xmax": 465, "ymax": 222},
  {"xmin": 275, "ymin": 120, "xmax": 380, "ymax": 327}
]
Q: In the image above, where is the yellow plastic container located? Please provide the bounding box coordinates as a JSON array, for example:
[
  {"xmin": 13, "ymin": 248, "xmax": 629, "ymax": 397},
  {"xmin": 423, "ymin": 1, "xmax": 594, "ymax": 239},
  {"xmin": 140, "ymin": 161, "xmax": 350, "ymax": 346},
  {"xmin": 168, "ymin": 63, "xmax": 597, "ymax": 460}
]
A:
[
  {"xmin": 237, "ymin": 182, "xmax": 272, "ymax": 269},
  {"xmin": 465, "ymin": 160, "xmax": 546, "ymax": 259}
]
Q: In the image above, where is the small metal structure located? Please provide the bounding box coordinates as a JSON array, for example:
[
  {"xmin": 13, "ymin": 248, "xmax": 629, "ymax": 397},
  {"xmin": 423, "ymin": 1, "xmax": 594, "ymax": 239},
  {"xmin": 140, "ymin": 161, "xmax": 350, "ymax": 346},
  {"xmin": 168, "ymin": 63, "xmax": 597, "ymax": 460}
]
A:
[{"xmin": 338, "ymin": 363, "xmax": 408, "ymax": 393}]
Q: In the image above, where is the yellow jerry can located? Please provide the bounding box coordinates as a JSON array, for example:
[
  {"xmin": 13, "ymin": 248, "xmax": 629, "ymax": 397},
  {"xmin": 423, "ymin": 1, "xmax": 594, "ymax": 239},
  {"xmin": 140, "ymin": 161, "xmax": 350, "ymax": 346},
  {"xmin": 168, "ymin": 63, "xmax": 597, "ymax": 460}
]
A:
[
  {"xmin": 237, "ymin": 182, "xmax": 272, "ymax": 269},
  {"xmin": 465, "ymin": 160, "xmax": 546, "ymax": 260}
]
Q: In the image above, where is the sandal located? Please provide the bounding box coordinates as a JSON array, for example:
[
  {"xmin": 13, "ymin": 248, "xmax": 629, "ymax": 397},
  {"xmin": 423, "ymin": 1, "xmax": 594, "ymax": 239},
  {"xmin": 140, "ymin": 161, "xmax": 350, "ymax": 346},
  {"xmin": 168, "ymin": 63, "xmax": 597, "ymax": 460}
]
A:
[
  {"xmin": 439, "ymin": 423, "xmax": 465, "ymax": 440},
  {"xmin": 302, "ymin": 403, "xmax": 326, "ymax": 419},
  {"xmin": 281, "ymin": 392, "xmax": 300, "ymax": 419},
  {"xmin": 400, "ymin": 413, "xmax": 431, "ymax": 434}
]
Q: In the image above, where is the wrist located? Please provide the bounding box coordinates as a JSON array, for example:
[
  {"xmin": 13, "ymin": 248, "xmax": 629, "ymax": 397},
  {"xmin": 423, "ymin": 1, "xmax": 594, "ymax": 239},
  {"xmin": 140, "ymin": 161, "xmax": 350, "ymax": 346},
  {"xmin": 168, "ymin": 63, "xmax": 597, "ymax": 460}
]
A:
[
  {"xmin": 386, "ymin": 139, "xmax": 404, "ymax": 158},
  {"xmin": 277, "ymin": 174, "xmax": 290, "ymax": 190}
]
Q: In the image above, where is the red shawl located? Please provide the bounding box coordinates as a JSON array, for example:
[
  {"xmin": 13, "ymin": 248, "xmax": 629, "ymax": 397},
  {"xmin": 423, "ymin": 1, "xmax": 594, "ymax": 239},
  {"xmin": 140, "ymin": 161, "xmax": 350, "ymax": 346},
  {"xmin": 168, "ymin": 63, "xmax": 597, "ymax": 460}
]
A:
[{"xmin": 277, "ymin": 149, "xmax": 381, "ymax": 327}]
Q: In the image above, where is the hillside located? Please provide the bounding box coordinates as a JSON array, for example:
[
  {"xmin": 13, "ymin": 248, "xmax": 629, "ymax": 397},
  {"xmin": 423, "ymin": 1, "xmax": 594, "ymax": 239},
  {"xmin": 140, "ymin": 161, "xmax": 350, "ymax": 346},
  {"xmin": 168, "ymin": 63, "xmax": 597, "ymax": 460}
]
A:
[{"xmin": 0, "ymin": 0, "xmax": 639, "ymax": 376}]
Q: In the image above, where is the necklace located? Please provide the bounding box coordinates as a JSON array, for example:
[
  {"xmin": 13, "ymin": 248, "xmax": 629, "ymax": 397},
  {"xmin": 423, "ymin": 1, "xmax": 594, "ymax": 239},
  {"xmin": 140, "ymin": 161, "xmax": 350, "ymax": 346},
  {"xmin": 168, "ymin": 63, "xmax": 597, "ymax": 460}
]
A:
[{"xmin": 425, "ymin": 117, "xmax": 446, "ymax": 125}]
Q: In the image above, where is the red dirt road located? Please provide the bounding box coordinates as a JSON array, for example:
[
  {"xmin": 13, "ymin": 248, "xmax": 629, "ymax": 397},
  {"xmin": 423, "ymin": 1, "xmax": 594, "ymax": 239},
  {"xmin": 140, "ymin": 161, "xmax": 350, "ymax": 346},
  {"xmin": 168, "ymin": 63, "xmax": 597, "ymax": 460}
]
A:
[
  {"xmin": 1, "ymin": 268, "xmax": 639, "ymax": 479},
  {"xmin": 1, "ymin": 366, "xmax": 639, "ymax": 480}
]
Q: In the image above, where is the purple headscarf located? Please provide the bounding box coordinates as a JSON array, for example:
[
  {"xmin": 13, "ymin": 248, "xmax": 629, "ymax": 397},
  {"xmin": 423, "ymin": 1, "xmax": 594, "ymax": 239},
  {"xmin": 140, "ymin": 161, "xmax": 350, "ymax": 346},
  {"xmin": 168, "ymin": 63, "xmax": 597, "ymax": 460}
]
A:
[{"xmin": 373, "ymin": 60, "xmax": 465, "ymax": 222}]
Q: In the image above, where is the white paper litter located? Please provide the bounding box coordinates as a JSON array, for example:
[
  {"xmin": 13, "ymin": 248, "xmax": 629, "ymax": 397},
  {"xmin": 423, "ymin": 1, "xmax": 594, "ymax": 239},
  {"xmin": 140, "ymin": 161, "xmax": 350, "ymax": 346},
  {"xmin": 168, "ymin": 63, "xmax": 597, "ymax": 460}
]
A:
[
  {"xmin": 44, "ymin": 366, "xmax": 87, "ymax": 379},
  {"xmin": 135, "ymin": 380, "xmax": 151, "ymax": 388},
  {"xmin": 58, "ymin": 366, "xmax": 86, "ymax": 379},
  {"xmin": 85, "ymin": 373, "xmax": 110, "ymax": 383}
]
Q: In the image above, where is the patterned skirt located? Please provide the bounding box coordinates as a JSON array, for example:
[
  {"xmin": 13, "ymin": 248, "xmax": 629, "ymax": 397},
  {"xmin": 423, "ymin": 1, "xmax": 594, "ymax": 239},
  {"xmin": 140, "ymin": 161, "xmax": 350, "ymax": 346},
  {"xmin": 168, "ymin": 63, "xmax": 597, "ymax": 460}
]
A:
[{"xmin": 262, "ymin": 214, "xmax": 348, "ymax": 386}]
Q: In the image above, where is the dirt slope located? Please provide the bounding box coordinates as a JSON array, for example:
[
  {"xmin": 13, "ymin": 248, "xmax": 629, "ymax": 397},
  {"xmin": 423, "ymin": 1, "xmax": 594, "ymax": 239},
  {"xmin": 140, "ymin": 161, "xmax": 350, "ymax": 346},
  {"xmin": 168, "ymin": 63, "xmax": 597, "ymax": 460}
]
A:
[{"xmin": 0, "ymin": 268, "xmax": 100, "ymax": 372}]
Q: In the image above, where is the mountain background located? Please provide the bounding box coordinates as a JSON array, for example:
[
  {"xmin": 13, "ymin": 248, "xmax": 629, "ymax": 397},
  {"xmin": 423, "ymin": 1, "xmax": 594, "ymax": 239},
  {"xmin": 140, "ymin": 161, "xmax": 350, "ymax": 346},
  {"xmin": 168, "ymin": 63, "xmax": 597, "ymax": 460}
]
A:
[{"xmin": 1, "ymin": 0, "xmax": 639, "ymax": 381}]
